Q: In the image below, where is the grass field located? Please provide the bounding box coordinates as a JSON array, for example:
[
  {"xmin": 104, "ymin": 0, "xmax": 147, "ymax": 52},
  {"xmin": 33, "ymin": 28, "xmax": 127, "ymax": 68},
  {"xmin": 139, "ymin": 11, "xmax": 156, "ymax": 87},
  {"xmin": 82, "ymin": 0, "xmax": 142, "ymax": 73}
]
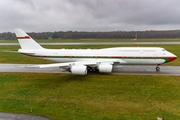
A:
[
  {"xmin": 0, "ymin": 73, "xmax": 180, "ymax": 120},
  {"xmin": 0, "ymin": 40, "xmax": 180, "ymax": 119}
]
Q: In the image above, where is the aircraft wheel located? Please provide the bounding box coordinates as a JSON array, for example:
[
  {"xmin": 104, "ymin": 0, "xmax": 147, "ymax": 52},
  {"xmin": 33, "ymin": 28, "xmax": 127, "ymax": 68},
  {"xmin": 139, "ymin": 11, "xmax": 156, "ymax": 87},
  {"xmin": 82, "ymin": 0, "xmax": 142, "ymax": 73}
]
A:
[
  {"xmin": 87, "ymin": 67, "xmax": 99, "ymax": 73},
  {"xmin": 156, "ymin": 66, "xmax": 160, "ymax": 71}
]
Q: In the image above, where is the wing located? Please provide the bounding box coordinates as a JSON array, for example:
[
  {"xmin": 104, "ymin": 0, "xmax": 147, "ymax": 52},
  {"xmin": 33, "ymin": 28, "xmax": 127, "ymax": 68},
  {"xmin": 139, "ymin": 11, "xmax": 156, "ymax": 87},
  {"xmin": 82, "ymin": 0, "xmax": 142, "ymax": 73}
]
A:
[{"xmin": 28, "ymin": 59, "xmax": 127, "ymax": 68}]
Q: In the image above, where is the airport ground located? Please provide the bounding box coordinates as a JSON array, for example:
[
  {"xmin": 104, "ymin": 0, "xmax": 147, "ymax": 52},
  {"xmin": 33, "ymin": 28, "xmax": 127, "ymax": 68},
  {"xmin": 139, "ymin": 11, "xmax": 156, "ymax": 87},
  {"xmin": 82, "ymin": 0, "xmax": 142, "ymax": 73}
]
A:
[
  {"xmin": 0, "ymin": 64, "xmax": 180, "ymax": 76},
  {"xmin": 0, "ymin": 40, "xmax": 180, "ymax": 119}
]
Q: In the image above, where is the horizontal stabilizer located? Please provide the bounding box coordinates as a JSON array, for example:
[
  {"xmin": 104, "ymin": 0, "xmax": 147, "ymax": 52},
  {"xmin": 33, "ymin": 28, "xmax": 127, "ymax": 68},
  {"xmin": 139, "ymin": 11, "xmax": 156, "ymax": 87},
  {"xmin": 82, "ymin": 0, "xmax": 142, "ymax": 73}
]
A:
[{"xmin": 3, "ymin": 50, "xmax": 19, "ymax": 53}]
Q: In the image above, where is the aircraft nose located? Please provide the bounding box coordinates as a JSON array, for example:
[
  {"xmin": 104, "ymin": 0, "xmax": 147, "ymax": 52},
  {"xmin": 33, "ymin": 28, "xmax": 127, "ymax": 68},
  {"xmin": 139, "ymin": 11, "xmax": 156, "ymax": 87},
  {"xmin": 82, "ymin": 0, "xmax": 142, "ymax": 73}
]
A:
[{"xmin": 169, "ymin": 55, "xmax": 177, "ymax": 62}]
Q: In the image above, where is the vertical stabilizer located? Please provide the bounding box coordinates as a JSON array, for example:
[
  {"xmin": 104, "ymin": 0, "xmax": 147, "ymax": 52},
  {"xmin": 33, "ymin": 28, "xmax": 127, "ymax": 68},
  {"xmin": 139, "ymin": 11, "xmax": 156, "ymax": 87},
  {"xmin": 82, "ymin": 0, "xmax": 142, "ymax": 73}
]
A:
[{"xmin": 14, "ymin": 29, "xmax": 44, "ymax": 49}]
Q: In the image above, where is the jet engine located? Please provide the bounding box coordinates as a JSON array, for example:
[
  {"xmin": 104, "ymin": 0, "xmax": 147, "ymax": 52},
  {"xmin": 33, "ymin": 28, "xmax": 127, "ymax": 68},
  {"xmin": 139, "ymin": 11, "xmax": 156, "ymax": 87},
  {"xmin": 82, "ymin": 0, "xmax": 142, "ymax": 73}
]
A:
[
  {"xmin": 98, "ymin": 64, "xmax": 113, "ymax": 73},
  {"xmin": 71, "ymin": 65, "xmax": 87, "ymax": 75}
]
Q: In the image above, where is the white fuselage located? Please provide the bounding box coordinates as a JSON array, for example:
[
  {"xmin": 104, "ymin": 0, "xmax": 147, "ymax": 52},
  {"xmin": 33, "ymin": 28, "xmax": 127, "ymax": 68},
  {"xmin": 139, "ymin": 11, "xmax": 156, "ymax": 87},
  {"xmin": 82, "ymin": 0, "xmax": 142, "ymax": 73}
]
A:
[{"xmin": 18, "ymin": 47, "xmax": 177, "ymax": 65}]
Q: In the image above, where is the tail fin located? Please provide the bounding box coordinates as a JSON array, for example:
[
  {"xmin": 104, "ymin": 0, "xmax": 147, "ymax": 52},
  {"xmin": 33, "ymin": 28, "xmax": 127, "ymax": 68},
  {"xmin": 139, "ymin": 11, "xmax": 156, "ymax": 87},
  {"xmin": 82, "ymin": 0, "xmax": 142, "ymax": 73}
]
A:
[{"xmin": 14, "ymin": 29, "xmax": 44, "ymax": 49}]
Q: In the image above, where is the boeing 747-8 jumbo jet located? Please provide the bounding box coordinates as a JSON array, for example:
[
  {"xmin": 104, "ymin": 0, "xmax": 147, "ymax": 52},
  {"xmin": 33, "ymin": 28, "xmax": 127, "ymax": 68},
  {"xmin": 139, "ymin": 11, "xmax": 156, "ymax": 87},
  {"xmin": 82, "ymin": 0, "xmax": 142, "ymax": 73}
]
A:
[{"xmin": 14, "ymin": 29, "xmax": 177, "ymax": 75}]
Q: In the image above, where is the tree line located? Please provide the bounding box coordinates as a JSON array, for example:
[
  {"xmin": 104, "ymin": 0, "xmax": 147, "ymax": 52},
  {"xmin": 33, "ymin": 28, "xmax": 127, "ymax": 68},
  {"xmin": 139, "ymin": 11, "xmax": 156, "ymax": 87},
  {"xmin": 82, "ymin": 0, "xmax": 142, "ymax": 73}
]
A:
[{"xmin": 1, "ymin": 30, "xmax": 180, "ymax": 40}]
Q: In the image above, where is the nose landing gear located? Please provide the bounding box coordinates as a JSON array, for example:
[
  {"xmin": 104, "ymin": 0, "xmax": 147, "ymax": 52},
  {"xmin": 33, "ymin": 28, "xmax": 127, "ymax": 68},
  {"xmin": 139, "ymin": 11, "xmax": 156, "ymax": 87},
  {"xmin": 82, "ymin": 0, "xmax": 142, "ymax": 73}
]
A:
[{"xmin": 156, "ymin": 64, "xmax": 161, "ymax": 71}]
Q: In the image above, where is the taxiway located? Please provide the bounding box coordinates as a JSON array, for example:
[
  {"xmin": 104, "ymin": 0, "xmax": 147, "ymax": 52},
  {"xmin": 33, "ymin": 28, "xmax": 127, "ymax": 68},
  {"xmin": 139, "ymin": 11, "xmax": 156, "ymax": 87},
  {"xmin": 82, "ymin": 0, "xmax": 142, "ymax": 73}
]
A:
[{"xmin": 0, "ymin": 64, "xmax": 179, "ymax": 75}]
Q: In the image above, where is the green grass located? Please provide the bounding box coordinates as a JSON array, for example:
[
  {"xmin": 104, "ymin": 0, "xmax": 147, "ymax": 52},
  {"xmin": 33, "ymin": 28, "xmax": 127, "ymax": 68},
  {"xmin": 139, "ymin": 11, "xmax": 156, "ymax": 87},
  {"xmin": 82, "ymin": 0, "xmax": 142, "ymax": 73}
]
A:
[
  {"xmin": 0, "ymin": 39, "xmax": 180, "ymax": 119},
  {"xmin": 0, "ymin": 73, "xmax": 180, "ymax": 119}
]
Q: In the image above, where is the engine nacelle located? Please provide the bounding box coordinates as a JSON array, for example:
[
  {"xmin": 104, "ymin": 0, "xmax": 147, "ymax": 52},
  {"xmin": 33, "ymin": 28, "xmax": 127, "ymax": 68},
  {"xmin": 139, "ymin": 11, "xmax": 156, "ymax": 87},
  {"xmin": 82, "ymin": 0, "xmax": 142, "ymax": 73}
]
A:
[
  {"xmin": 98, "ymin": 64, "xmax": 113, "ymax": 73},
  {"xmin": 71, "ymin": 65, "xmax": 87, "ymax": 75}
]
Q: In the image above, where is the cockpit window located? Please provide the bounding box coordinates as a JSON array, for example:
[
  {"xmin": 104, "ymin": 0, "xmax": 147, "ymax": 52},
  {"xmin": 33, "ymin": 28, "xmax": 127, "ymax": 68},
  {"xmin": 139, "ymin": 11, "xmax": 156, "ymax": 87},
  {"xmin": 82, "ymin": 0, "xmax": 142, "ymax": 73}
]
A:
[{"xmin": 162, "ymin": 49, "xmax": 166, "ymax": 51}]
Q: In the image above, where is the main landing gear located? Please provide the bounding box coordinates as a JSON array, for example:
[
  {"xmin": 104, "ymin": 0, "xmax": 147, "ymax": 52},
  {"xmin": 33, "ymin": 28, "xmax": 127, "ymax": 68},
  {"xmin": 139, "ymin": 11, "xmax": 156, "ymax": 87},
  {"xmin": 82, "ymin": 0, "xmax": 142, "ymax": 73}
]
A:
[
  {"xmin": 156, "ymin": 64, "xmax": 160, "ymax": 71},
  {"xmin": 87, "ymin": 66, "xmax": 99, "ymax": 73}
]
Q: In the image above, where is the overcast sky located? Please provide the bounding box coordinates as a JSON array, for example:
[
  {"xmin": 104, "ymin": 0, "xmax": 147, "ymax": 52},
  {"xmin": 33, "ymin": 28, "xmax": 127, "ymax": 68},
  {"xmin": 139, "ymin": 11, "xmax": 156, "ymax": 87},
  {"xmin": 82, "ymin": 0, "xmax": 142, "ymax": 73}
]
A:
[{"xmin": 0, "ymin": 0, "xmax": 180, "ymax": 32}]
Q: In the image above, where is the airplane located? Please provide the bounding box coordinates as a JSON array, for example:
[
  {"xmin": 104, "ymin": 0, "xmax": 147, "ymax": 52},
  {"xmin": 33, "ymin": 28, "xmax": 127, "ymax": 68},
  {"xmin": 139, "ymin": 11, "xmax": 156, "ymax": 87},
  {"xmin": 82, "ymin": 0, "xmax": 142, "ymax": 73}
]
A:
[{"xmin": 14, "ymin": 29, "xmax": 177, "ymax": 75}]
